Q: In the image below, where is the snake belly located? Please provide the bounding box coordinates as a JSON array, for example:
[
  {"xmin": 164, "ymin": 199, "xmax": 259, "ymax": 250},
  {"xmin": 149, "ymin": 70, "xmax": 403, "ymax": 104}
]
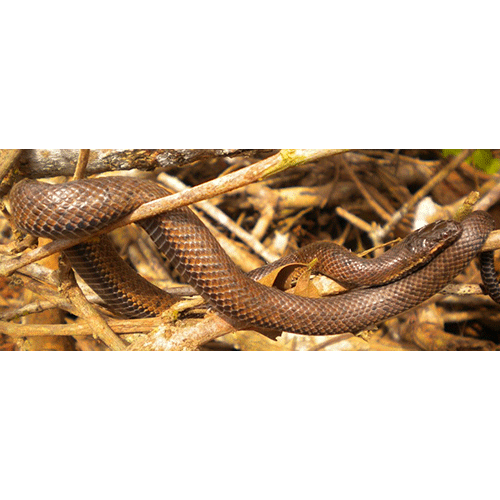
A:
[{"xmin": 9, "ymin": 177, "xmax": 495, "ymax": 336}]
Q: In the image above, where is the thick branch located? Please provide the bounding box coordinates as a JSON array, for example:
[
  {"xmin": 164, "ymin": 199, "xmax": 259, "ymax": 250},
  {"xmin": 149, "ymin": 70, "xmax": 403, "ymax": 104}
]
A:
[{"xmin": 17, "ymin": 149, "xmax": 278, "ymax": 178}]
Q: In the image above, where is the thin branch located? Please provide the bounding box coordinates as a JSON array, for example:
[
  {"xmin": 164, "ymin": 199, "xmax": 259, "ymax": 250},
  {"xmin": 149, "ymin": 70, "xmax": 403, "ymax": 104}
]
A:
[
  {"xmin": 1, "ymin": 300, "xmax": 65, "ymax": 321},
  {"xmin": 72, "ymin": 149, "xmax": 90, "ymax": 180},
  {"xmin": 0, "ymin": 317, "xmax": 163, "ymax": 337},
  {"xmin": 58, "ymin": 260, "xmax": 127, "ymax": 351},
  {"xmin": 335, "ymin": 206, "xmax": 373, "ymax": 234},
  {"xmin": 158, "ymin": 172, "xmax": 280, "ymax": 263}
]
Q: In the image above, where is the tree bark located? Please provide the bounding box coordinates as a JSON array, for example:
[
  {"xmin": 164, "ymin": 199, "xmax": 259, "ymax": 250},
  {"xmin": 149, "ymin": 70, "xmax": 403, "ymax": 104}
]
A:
[{"xmin": 17, "ymin": 149, "xmax": 277, "ymax": 178}]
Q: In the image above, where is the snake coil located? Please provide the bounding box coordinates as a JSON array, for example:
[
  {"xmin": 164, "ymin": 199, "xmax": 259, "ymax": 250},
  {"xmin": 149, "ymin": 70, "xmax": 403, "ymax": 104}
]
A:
[{"xmin": 10, "ymin": 177, "xmax": 498, "ymax": 335}]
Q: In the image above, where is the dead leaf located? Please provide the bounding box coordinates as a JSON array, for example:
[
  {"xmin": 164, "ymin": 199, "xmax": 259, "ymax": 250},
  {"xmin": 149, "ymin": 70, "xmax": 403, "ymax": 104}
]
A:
[
  {"xmin": 290, "ymin": 267, "xmax": 322, "ymax": 298},
  {"xmin": 256, "ymin": 263, "xmax": 309, "ymax": 289}
]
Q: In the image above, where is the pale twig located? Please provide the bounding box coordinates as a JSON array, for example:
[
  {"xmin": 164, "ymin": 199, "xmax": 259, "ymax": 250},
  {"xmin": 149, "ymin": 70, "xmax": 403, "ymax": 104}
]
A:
[
  {"xmin": 157, "ymin": 172, "xmax": 280, "ymax": 263},
  {"xmin": 199, "ymin": 216, "xmax": 264, "ymax": 271},
  {"xmin": 246, "ymin": 181, "xmax": 357, "ymax": 211},
  {"xmin": 251, "ymin": 203, "xmax": 276, "ymax": 243},
  {"xmin": 1, "ymin": 300, "xmax": 66, "ymax": 321},
  {"xmin": 13, "ymin": 273, "xmax": 77, "ymax": 315},
  {"xmin": 335, "ymin": 206, "xmax": 374, "ymax": 234},
  {"xmin": 58, "ymin": 261, "xmax": 127, "ymax": 351},
  {"xmin": 0, "ymin": 317, "xmax": 163, "ymax": 337},
  {"xmin": 72, "ymin": 149, "xmax": 90, "ymax": 180},
  {"xmin": 244, "ymin": 184, "xmax": 280, "ymax": 241},
  {"xmin": 441, "ymin": 310, "xmax": 500, "ymax": 323},
  {"xmin": 440, "ymin": 283, "xmax": 484, "ymax": 297},
  {"xmin": 17, "ymin": 262, "xmax": 60, "ymax": 287}
]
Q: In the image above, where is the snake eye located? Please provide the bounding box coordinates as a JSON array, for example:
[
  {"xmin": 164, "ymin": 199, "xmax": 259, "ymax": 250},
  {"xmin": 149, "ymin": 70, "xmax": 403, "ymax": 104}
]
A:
[{"xmin": 406, "ymin": 220, "xmax": 462, "ymax": 259}]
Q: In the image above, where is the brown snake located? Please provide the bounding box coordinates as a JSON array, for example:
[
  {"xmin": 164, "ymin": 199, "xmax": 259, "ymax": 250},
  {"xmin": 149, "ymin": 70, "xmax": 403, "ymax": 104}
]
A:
[{"xmin": 9, "ymin": 177, "xmax": 499, "ymax": 336}]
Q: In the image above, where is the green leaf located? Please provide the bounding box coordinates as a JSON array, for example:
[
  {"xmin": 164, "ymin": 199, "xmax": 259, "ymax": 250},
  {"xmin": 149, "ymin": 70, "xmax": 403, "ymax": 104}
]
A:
[
  {"xmin": 442, "ymin": 149, "xmax": 464, "ymax": 159},
  {"xmin": 441, "ymin": 149, "xmax": 500, "ymax": 174}
]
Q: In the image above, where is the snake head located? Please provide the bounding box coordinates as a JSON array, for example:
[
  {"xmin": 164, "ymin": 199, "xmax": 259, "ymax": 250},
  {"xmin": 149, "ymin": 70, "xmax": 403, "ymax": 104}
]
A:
[{"xmin": 406, "ymin": 219, "xmax": 462, "ymax": 260}]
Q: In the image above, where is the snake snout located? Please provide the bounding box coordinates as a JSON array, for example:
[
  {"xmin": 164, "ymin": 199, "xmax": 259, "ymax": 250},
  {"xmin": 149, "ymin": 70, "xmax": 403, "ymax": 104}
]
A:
[
  {"xmin": 405, "ymin": 220, "xmax": 461, "ymax": 258},
  {"xmin": 431, "ymin": 220, "xmax": 462, "ymax": 240}
]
